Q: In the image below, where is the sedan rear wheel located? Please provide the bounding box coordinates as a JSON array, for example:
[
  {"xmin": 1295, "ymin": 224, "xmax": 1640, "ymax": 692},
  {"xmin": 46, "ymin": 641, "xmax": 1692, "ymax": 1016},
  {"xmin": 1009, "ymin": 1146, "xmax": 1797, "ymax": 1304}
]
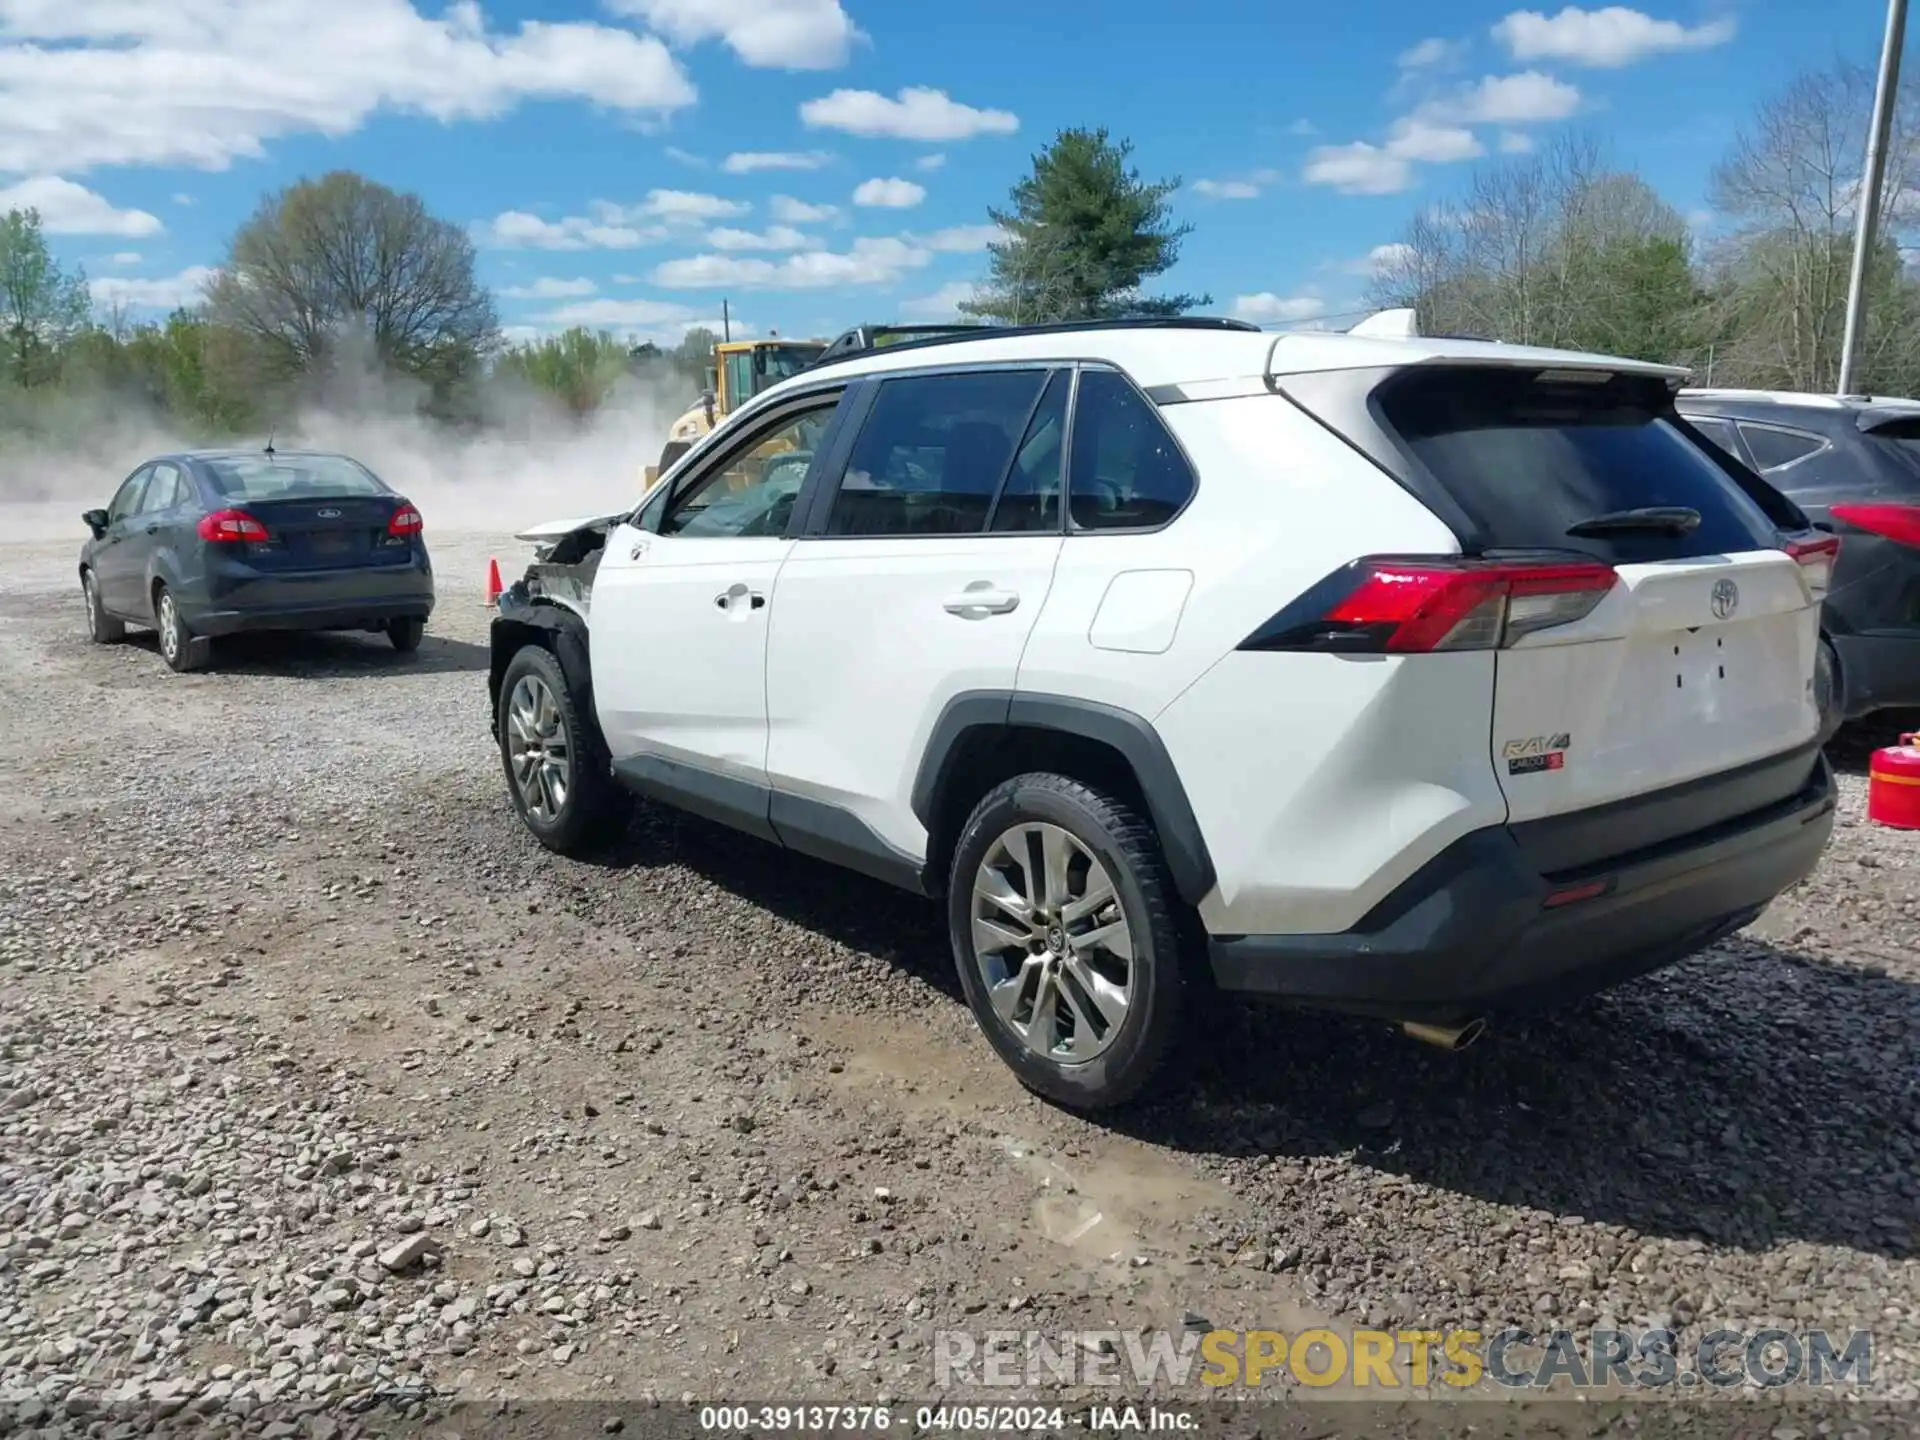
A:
[{"xmin": 153, "ymin": 585, "xmax": 210, "ymax": 673}]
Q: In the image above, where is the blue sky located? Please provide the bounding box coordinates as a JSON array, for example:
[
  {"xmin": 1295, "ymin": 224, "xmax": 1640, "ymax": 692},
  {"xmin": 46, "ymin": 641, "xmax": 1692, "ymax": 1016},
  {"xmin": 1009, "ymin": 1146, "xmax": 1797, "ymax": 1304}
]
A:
[{"xmin": 0, "ymin": 0, "xmax": 1903, "ymax": 348}]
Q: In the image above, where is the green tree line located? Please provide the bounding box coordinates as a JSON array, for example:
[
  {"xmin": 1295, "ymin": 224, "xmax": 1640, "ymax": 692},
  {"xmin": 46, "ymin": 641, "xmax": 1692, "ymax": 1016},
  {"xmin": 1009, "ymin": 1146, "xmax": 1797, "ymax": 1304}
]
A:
[{"xmin": 3, "ymin": 55, "xmax": 1913, "ymax": 452}]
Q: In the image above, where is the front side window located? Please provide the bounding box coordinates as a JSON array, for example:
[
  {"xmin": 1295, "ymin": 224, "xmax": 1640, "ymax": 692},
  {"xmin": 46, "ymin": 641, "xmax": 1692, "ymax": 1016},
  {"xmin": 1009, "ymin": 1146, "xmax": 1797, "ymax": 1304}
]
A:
[
  {"xmin": 1068, "ymin": 369, "xmax": 1197, "ymax": 531},
  {"xmin": 826, "ymin": 369, "xmax": 1052, "ymax": 538},
  {"xmin": 107, "ymin": 467, "xmax": 150, "ymax": 524},
  {"xmin": 661, "ymin": 401, "xmax": 836, "ymax": 539}
]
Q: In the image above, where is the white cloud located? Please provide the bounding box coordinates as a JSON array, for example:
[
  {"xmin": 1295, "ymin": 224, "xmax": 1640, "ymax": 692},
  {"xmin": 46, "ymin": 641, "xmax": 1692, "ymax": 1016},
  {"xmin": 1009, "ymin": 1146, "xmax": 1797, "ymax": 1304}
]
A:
[
  {"xmin": 914, "ymin": 153, "xmax": 947, "ymax": 171},
  {"xmin": 1384, "ymin": 117, "xmax": 1484, "ymax": 164},
  {"xmin": 800, "ymin": 87, "xmax": 1018, "ymax": 142},
  {"xmin": 722, "ymin": 150, "xmax": 832, "ymax": 173},
  {"xmin": 0, "ymin": 0, "xmax": 696, "ymax": 176},
  {"xmin": 104, "ymin": 252, "xmax": 142, "ymax": 266},
  {"xmin": 1286, "ymin": 119, "xmax": 1319, "ymax": 137},
  {"xmin": 705, "ymin": 225, "xmax": 818, "ymax": 251},
  {"xmin": 534, "ymin": 296, "xmax": 696, "ymax": 327},
  {"xmin": 1193, "ymin": 179, "xmax": 1261, "ymax": 200},
  {"xmin": 916, "ymin": 224, "xmax": 1003, "ymax": 253},
  {"xmin": 643, "ymin": 188, "xmax": 752, "ymax": 221},
  {"xmin": 89, "ymin": 265, "xmax": 217, "ymax": 312},
  {"xmin": 652, "ymin": 235, "xmax": 934, "ymax": 290},
  {"xmin": 172, "ymin": 193, "xmax": 193, "ymax": 206},
  {"xmin": 1398, "ymin": 36, "xmax": 1464, "ymax": 68},
  {"xmin": 852, "ymin": 177, "xmax": 927, "ymax": 209},
  {"xmin": 480, "ymin": 190, "xmax": 749, "ymax": 249},
  {"xmin": 770, "ymin": 195, "xmax": 840, "ymax": 224},
  {"xmin": 1303, "ymin": 143, "xmax": 1413, "ymax": 196},
  {"xmin": 1492, "ymin": 6, "xmax": 1735, "ymax": 68},
  {"xmin": 900, "ymin": 280, "xmax": 979, "ymax": 319},
  {"xmin": 664, "ymin": 146, "xmax": 706, "ymax": 167},
  {"xmin": 1428, "ymin": 71, "xmax": 1582, "ymax": 124},
  {"xmin": 1499, "ymin": 130, "xmax": 1536, "ymax": 153},
  {"xmin": 500, "ymin": 276, "xmax": 598, "ymax": 300},
  {"xmin": 1340, "ymin": 242, "xmax": 1418, "ymax": 277},
  {"xmin": 0, "ymin": 176, "xmax": 162, "ymax": 237},
  {"xmin": 1231, "ymin": 293, "xmax": 1328, "ymax": 325},
  {"xmin": 607, "ymin": 0, "xmax": 862, "ymax": 69}
]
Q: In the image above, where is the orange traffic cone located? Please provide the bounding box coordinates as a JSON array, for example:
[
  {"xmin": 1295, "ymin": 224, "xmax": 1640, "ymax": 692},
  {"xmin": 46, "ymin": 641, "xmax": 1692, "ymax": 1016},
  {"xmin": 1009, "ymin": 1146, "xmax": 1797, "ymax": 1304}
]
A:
[{"xmin": 484, "ymin": 557, "xmax": 503, "ymax": 608}]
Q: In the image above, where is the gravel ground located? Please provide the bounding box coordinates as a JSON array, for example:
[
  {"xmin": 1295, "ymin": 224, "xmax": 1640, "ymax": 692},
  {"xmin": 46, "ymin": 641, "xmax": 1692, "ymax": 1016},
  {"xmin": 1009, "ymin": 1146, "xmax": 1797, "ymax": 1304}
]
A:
[{"xmin": 2, "ymin": 523, "xmax": 1917, "ymax": 1439}]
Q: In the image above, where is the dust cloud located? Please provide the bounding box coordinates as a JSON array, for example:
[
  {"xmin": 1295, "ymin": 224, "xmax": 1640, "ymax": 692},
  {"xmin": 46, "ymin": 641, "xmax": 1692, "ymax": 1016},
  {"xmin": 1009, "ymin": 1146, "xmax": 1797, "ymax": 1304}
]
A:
[{"xmin": 0, "ymin": 356, "xmax": 692, "ymax": 546}]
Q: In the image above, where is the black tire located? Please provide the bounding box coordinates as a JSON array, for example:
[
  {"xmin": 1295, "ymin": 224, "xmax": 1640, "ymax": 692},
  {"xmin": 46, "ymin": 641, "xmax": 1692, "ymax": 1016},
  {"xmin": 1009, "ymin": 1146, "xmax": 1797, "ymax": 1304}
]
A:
[
  {"xmin": 947, "ymin": 772, "xmax": 1187, "ymax": 1112},
  {"xmin": 496, "ymin": 643, "xmax": 629, "ymax": 854},
  {"xmin": 81, "ymin": 569, "xmax": 124, "ymax": 644},
  {"xmin": 388, "ymin": 616, "xmax": 426, "ymax": 652},
  {"xmin": 152, "ymin": 584, "xmax": 211, "ymax": 673},
  {"xmin": 1815, "ymin": 635, "xmax": 1845, "ymax": 745}
]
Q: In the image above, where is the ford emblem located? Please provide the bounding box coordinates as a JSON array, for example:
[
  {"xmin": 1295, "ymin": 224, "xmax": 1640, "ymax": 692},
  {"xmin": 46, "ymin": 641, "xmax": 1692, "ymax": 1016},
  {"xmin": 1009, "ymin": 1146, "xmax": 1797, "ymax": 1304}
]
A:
[
  {"xmin": 1710, "ymin": 578, "xmax": 1739, "ymax": 620},
  {"xmin": 315, "ymin": 507, "xmax": 341, "ymax": 519}
]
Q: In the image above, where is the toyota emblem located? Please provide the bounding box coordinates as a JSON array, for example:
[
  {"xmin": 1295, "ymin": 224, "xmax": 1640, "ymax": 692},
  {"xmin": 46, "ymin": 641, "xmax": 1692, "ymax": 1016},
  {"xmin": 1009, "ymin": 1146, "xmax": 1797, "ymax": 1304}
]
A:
[
  {"xmin": 1710, "ymin": 578, "xmax": 1739, "ymax": 620},
  {"xmin": 316, "ymin": 507, "xmax": 341, "ymax": 519}
]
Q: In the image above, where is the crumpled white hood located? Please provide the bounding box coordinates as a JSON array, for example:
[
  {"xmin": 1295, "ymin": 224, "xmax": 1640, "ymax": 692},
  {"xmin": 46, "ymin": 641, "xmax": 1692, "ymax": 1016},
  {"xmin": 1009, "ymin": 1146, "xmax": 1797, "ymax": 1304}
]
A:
[{"xmin": 512, "ymin": 512, "xmax": 626, "ymax": 545}]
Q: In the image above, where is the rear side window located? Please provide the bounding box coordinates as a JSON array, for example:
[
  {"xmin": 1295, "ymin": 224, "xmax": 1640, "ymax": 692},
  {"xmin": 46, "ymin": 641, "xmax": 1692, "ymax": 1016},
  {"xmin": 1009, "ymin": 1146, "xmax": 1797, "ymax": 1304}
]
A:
[
  {"xmin": 1738, "ymin": 423, "xmax": 1825, "ymax": 472},
  {"xmin": 1375, "ymin": 368, "xmax": 1780, "ymax": 561},
  {"xmin": 1069, "ymin": 369, "xmax": 1196, "ymax": 531},
  {"xmin": 827, "ymin": 369, "xmax": 1049, "ymax": 537},
  {"xmin": 1858, "ymin": 417, "xmax": 1920, "ymax": 492}
]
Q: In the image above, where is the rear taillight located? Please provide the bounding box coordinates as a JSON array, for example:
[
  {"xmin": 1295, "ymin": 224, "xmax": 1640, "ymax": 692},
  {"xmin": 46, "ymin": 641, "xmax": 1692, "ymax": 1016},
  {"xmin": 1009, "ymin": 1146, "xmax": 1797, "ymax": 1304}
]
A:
[
  {"xmin": 1784, "ymin": 533, "xmax": 1841, "ymax": 601},
  {"xmin": 1246, "ymin": 556, "xmax": 1618, "ymax": 654},
  {"xmin": 1829, "ymin": 502, "xmax": 1920, "ymax": 550},
  {"xmin": 197, "ymin": 508, "xmax": 269, "ymax": 543},
  {"xmin": 388, "ymin": 504, "xmax": 423, "ymax": 537}
]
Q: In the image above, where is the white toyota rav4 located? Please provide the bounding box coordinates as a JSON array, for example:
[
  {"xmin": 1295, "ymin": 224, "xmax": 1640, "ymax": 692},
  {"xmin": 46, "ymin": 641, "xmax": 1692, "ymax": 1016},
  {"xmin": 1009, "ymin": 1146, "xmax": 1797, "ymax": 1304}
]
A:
[{"xmin": 488, "ymin": 313, "xmax": 1839, "ymax": 1111}]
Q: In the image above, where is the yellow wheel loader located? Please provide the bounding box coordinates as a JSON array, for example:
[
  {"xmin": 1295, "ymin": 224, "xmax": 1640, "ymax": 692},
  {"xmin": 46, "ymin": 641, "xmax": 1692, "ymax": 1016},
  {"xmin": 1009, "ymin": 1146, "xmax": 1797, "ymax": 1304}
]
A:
[{"xmin": 642, "ymin": 338, "xmax": 827, "ymax": 487}]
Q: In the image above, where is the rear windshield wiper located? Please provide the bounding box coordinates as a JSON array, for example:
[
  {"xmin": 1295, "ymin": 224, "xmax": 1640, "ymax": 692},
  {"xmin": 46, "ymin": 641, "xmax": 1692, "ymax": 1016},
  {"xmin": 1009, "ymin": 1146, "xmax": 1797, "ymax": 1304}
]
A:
[{"xmin": 1565, "ymin": 506, "xmax": 1701, "ymax": 537}]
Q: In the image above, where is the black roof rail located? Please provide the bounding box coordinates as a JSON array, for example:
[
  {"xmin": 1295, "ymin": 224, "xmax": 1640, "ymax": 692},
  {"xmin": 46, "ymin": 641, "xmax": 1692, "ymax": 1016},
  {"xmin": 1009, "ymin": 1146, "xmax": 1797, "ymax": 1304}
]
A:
[{"xmin": 805, "ymin": 315, "xmax": 1262, "ymax": 370}]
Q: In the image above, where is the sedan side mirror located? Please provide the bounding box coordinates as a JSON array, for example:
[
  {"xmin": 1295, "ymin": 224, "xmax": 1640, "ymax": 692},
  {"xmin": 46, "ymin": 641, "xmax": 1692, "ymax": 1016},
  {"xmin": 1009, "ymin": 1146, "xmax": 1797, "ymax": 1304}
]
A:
[{"xmin": 82, "ymin": 508, "xmax": 108, "ymax": 538}]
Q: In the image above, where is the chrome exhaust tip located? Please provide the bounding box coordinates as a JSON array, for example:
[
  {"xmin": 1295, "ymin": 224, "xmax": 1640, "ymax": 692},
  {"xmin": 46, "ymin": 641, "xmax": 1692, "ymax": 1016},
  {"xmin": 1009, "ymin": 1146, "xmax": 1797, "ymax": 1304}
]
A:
[{"xmin": 1400, "ymin": 1018, "xmax": 1488, "ymax": 1052}]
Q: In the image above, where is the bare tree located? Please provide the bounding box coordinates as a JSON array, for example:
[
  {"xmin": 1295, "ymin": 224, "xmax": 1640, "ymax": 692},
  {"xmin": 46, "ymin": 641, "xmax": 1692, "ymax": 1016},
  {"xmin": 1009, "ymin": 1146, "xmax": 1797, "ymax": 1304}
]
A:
[
  {"xmin": 206, "ymin": 171, "xmax": 498, "ymax": 397},
  {"xmin": 1707, "ymin": 61, "xmax": 1920, "ymax": 392}
]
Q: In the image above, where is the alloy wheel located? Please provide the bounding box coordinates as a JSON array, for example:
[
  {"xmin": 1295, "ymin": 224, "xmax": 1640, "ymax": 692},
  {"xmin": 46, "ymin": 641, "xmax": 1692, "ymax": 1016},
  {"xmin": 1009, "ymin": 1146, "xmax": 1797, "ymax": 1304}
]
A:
[
  {"xmin": 970, "ymin": 822, "xmax": 1134, "ymax": 1064},
  {"xmin": 156, "ymin": 593, "xmax": 179, "ymax": 663},
  {"xmin": 506, "ymin": 674, "xmax": 571, "ymax": 822}
]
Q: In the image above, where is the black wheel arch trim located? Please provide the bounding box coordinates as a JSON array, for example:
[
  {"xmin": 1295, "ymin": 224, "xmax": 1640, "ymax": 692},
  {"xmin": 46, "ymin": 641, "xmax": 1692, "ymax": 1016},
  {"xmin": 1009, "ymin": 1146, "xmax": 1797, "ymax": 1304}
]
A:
[
  {"xmin": 488, "ymin": 601, "xmax": 593, "ymax": 742},
  {"xmin": 910, "ymin": 690, "xmax": 1218, "ymax": 908}
]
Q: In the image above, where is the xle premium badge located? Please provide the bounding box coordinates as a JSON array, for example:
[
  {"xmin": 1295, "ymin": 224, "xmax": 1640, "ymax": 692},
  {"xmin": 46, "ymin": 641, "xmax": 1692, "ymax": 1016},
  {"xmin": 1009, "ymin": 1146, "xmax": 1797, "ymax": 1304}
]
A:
[{"xmin": 1504, "ymin": 733, "xmax": 1571, "ymax": 775}]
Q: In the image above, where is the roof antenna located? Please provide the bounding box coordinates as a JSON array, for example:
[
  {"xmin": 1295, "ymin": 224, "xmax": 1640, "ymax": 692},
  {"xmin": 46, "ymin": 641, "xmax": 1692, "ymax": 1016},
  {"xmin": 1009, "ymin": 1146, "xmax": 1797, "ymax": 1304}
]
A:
[{"xmin": 264, "ymin": 428, "xmax": 276, "ymax": 459}]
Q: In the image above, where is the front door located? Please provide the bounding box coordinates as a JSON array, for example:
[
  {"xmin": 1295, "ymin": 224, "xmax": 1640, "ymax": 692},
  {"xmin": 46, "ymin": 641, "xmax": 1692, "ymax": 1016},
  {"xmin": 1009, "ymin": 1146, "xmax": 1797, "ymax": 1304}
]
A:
[
  {"xmin": 94, "ymin": 465, "xmax": 153, "ymax": 615},
  {"xmin": 589, "ymin": 391, "xmax": 847, "ymax": 837}
]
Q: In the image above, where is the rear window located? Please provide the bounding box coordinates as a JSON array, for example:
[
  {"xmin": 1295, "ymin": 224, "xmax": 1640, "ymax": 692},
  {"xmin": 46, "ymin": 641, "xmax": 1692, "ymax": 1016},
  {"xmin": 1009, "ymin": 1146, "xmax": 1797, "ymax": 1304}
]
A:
[
  {"xmin": 1376, "ymin": 368, "xmax": 1781, "ymax": 561},
  {"xmin": 1862, "ymin": 417, "xmax": 1920, "ymax": 490},
  {"xmin": 203, "ymin": 455, "xmax": 387, "ymax": 501}
]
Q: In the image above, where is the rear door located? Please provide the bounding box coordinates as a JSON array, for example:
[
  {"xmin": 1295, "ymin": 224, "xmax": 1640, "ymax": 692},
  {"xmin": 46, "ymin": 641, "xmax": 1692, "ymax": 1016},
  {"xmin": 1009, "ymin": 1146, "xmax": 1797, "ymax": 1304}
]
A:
[
  {"xmin": 1375, "ymin": 365, "xmax": 1822, "ymax": 825},
  {"xmin": 762, "ymin": 366, "xmax": 1069, "ymax": 867}
]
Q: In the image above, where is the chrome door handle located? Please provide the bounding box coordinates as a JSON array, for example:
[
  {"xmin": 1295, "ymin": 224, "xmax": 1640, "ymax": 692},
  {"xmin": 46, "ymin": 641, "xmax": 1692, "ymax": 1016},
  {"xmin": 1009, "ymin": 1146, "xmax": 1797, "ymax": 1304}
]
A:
[{"xmin": 943, "ymin": 585, "xmax": 1019, "ymax": 617}]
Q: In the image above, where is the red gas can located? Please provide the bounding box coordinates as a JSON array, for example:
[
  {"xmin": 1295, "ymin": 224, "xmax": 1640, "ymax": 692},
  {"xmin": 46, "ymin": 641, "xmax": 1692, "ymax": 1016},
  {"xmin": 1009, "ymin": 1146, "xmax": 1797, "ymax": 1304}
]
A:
[{"xmin": 1868, "ymin": 732, "xmax": 1920, "ymax": 830}]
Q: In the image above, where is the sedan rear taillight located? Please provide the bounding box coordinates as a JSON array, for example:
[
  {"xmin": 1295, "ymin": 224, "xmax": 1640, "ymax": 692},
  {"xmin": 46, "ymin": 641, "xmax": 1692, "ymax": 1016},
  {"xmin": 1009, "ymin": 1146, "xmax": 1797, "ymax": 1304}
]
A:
[
  {"xmin": 1242, "ymin": 556, "xmax": 1618, "ymax": 654},
  {"xmin": 388, "ymin": 503, "xmax": 423, "ymax": 538},
  {"xmin": 1784, "ymin": 533, "xmax": 1841, "ymax": 601},
  {"xmin": 1829, "ymin": 502, "xmax": 1920, "ymax": 550},
  {"xmin": 198, "ymin": 508, "xmax": 269, "ymax": 543}
]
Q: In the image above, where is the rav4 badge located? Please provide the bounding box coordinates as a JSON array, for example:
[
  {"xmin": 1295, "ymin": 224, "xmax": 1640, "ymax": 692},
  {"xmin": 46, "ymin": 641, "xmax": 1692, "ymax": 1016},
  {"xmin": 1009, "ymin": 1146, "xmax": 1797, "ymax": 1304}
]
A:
[{"xmin": 1504, "ymin": 733, "xmax": 1571, "ymax": 775}]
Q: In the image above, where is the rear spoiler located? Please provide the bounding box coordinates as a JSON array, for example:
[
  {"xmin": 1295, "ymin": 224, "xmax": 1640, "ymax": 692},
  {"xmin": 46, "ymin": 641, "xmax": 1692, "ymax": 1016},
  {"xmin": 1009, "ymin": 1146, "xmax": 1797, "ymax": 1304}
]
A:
[{"xmin": 1856, "ymin": 405, "xmax": 1920, "ymax": 433}]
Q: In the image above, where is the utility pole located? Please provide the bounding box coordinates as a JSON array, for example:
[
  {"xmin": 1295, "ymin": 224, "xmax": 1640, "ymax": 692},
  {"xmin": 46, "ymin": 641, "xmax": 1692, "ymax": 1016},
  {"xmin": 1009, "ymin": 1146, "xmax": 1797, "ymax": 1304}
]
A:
[
  {"xmin": 1838, "ymin": 0, "xmax": 1909, "ymax": 396},
  {"xmin": 722, "ymin": 299, "xmax": 732, "ymax": 344}
]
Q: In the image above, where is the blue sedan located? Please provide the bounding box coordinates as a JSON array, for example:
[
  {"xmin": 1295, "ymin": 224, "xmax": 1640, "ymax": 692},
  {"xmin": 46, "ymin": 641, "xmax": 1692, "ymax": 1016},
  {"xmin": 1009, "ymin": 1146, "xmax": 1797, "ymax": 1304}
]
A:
[{"xmin": 78, "ymin": 447, "xmax": 436, "ymax": 672}]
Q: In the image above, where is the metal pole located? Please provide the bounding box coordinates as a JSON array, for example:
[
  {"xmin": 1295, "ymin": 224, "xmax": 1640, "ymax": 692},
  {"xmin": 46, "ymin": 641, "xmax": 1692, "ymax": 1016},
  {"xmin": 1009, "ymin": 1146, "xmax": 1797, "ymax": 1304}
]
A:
[
  {"xmin": 722, "ymin": 299, "xmax": 732, "ymax": 344},
  {"xmin": 1838, "ymin": 0, "xmax": 1909, "ymax": 396}
]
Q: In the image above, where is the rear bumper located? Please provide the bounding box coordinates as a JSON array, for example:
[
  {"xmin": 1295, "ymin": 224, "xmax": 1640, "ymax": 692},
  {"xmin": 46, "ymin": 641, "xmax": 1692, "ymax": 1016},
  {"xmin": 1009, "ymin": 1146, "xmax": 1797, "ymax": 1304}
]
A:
[
  {"xmin": 1833, "ymin": 630, "xmax": 1920, "ymax": 718},
  {"xmin": 1208, "ymin": 755, "xmax": 1836, "ymax": 1022},
  {"xmin": 183, "ymin": 551, "xmax": 434, "ymax": 636}
]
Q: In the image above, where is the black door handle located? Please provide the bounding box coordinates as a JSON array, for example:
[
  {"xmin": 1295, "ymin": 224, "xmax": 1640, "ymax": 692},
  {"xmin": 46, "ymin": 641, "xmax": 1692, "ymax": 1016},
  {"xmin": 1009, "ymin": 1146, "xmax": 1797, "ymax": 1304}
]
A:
[{"xmin": 749, "ymin": 593, "xmax": 766, "ymax": 610}]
